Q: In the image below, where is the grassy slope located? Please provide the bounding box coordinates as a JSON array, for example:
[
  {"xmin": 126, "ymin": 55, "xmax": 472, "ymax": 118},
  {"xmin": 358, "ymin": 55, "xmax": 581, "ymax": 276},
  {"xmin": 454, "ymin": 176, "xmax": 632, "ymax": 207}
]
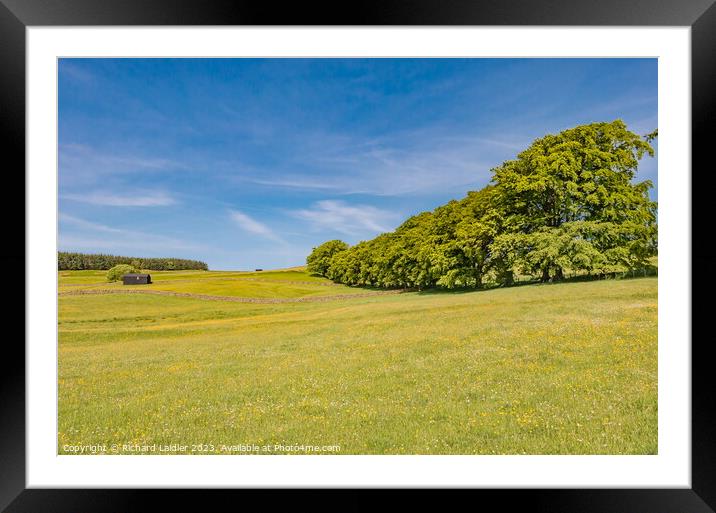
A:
[
  {"xmin": 59, "ymin": 268, "xmax": 376, "ymax": 298},
  {"xmin": 58, "ymin": 271, "xmax": 657, "ymax": 455}
]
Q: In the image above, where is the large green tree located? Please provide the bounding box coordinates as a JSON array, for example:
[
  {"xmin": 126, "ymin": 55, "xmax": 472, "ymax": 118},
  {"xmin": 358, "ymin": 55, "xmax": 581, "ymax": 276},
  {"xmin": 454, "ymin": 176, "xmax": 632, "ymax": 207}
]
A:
[
  {"xmin": 491, "ymin": 120, "xmax": 657, "ymax": 281},
  {"xmin": 306, "ymin": 239, "xmax": 349, "ymax": 276},
  {"xmin": 308, "ymin": 120, "xmax": 657, "ymax": 289}
]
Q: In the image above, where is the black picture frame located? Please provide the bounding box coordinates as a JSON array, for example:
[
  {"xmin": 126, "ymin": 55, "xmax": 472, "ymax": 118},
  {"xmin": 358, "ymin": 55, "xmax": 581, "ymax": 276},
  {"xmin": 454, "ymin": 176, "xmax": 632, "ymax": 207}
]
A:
[{"xmin": 2, "ymin": 1, "xmax": 713, "ymax": 511}]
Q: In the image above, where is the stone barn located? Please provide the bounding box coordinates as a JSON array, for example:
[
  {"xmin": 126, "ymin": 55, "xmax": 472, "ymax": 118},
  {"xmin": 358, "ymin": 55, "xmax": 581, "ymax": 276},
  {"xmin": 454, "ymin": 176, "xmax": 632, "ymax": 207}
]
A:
[{"xmin": 122, "ymin": 273, "xmax": 152, "ymax": 285}]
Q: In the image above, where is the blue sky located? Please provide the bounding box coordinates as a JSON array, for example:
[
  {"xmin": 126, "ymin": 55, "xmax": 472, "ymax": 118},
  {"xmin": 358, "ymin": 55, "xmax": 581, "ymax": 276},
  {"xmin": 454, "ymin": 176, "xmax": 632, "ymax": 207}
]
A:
[{"xmin": 58, "ymin": 58, "xmax": 658, "ymax": 270}]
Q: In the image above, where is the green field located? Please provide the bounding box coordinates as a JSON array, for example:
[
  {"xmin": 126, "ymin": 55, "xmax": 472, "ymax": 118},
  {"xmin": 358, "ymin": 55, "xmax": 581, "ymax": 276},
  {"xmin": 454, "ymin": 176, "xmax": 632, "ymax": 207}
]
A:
[
  {"xmin": 58, "ymin": 268, "xmax": 374, "ymax": 299},
  {"xmin": 58, "ymin": 269, "xmax": 657, "ymax": 455}
]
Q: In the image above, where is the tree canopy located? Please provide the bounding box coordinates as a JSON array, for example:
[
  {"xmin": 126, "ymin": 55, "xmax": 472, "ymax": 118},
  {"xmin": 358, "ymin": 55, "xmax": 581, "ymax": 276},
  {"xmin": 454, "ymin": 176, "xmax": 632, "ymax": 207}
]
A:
[
  {"xmin": 305, "ymin": 120, "xmax": 657, "ymax": 289},
  {"xmin": 58, "ymin": 252, "xmax": 208, "ymax": 271},
  {"xmin": 306, "ymin": 239, "xmax": 349, "ymax": 276},
  {"xmin": 106, "ymin": 264, "xmax": 139, "ymax": 282}
]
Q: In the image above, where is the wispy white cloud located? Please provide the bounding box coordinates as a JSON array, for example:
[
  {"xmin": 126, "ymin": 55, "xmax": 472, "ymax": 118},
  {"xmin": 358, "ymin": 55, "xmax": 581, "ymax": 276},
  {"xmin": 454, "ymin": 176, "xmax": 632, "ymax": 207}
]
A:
[
  {"xmin": 58, "ymin": 213, "xmax": 205, "ymax": 253},
  {"xmin": 60, "ymin": 143, "xmax": 179, "ymax": 169},
  {"xmin": 292, "ymin": 200, "xmax": 397, "ymax": 237},
  {"xmin": 58, "ymin": 235, "xmax": 202, "ymax": 254},
  {"xmin": 59, "ymin": 62, "xmax": 95, "ymax": 83},
  {"xmin": 229, "ymin": 209, "xmax": 283, "ymax": 242},
  {"xmin": 241, "ymin": 130, "xmax": 500, "ymax": 197},
  {"xmin": 250, "ymin": 178, "xmax": 339, "ymax": 191},
  {"xmin": 59, "ymin": 213, "xmax": 125, "ymax": 233},
  {"xmin": 445, "ymin": 135, "xmax": 527, "ymax": 151},
  {"xmin": 58, "ymin": 143, "xmax": 190, "ymax": 188},
  {"xmin": 581, "ymin": 94, "xmax": 658, "ymax": 121},
  {"xmin": 61, "ymin": 191, "xmax": 177, "ymax": 207}
]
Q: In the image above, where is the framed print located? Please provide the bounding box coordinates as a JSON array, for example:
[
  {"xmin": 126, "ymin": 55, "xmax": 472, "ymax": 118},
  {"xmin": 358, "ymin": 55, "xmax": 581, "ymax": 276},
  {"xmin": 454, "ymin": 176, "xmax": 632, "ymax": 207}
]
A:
[{"xmin": 2, "ymin": 0, "xmax": 714, "ymax": 511}]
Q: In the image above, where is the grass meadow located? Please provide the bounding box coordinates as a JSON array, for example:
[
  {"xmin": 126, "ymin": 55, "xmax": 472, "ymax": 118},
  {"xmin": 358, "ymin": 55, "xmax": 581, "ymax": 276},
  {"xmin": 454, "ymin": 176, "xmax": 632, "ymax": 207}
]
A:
[{"xmin": 58, "ymin": 269, "xmax": 657, "ymax": 455}]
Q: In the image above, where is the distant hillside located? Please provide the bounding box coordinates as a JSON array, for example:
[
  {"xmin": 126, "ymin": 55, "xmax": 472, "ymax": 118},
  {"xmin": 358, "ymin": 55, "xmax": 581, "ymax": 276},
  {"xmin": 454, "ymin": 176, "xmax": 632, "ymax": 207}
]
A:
[{"xmin": 58, "ymin": 252, "xmax": 208, "ymax": 271}]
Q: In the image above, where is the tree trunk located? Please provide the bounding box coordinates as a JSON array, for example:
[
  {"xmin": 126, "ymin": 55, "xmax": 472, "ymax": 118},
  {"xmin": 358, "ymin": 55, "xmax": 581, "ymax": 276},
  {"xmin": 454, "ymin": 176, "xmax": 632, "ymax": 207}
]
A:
[
  {"xmin": 502, "ymin": 271, "xmax": 514, "ymax": 287},
  {"xmin": 553, "ymin": 267, "xmax": 564, "ymax": 281},
  {"xmin": 540, "ymin": 268, "xmax": 550, "ymax": 283}
]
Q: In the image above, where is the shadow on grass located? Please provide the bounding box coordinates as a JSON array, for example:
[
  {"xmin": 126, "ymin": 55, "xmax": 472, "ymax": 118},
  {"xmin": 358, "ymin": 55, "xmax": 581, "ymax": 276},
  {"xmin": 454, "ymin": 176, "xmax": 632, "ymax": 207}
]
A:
[
  {"xmin": 414, "ymin": 279, "xmax": 543, "ymax": 296},
  {"xmin": 329, "ymin": 266, "xmax": 658, "ymax": 296}
]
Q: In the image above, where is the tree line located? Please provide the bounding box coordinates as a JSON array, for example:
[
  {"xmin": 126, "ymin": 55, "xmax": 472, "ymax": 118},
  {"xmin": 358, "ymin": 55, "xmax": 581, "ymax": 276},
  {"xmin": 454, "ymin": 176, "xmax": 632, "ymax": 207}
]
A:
[
  {"xmin": 306, "ymin": 121, "xmax": 658, "ymax": 289},
  {"xmin": 58, "ymin": 252, "xmax": 208, "ymax": 271}
]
